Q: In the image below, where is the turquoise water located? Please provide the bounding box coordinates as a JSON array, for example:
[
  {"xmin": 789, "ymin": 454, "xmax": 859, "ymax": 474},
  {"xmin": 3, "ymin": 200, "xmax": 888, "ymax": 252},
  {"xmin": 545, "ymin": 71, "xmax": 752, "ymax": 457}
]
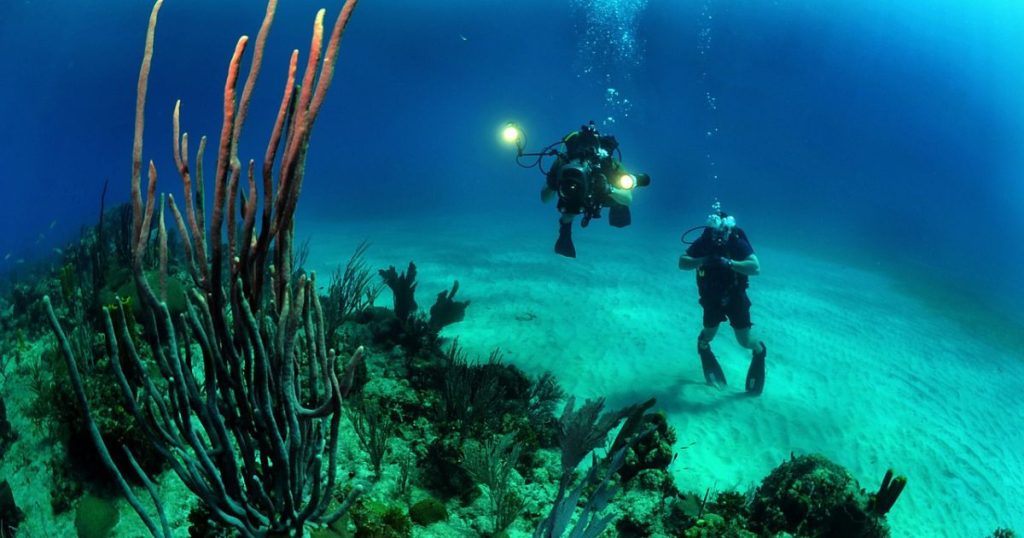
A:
[{"xmin": 0, "ymin": 1, "xmax": 1022, "ymax": 536}]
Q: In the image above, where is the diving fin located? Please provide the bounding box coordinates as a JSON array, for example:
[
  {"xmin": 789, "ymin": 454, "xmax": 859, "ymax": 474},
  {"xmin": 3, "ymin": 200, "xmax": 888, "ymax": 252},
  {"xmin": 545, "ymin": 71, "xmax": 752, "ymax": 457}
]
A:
[
  {"xmin": 698, "ymin": 341, "xmax": 727, "ymax": 387},
  {"xmin": 555, "ymin": 221, "xmax": 576, "ymax": 258},
  {"xmin": 745, "ymin": 342, "xmax": 766, "ymax": 395}
]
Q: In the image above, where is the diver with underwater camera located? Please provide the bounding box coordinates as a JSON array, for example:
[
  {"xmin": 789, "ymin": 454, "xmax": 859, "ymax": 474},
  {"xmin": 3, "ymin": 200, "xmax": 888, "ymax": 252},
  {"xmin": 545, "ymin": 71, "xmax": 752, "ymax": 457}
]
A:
[
  {"xmin": 503, "ymin": 120, "xmax": 651, "ymax": 257},
  {"xmin": 678, "ymin": 202, "xmax": 767, "ymax": 395}
]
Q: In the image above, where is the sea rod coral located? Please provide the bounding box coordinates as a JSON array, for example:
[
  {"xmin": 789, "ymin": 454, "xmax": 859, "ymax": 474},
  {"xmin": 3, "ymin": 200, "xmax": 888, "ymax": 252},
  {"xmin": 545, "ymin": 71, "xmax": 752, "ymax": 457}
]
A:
[{"xmin": 44, "ymin": 0, "xmax": 363, "ymax": 536}]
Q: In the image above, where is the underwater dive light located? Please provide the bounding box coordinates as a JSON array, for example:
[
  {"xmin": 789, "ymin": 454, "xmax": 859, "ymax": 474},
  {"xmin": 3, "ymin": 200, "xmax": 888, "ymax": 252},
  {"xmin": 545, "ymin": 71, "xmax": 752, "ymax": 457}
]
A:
[
  {"xmin": 507, "ymin": 121, "xmax": 563, "ymax": 171},
  {"xmin": 616, "ymin": 173, "xmax": 637, "ymax": 190},
  {"xmin": 502, "ymin": 122, "xmax": 521, "ymax": 144},
  {"xmin": 501, "ymin": 121, "xmax": 527, "ymax": 156}
]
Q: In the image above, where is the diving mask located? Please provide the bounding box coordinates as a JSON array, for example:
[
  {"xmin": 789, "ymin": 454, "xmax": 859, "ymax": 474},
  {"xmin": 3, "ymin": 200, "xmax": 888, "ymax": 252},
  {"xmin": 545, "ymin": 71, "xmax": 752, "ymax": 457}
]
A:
[
  {"xmin": 707, "ymin": 213, "xmax": 736, "ymax": 246},
  {"xmin": 706, "ymin": 213, "xmax": 736, "ymax": 232}
]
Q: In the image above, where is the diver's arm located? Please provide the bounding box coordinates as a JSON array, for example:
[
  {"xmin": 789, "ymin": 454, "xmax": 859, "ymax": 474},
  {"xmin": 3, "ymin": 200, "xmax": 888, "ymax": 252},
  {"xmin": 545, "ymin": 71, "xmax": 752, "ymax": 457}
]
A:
[
  {"xmin": 730, "ymin": 254, "xmax": 760, "ymax": 276},
  {"xmin": 541, "ymin": 186, "xmax": 556, "ymax": 203},
  {"xmin": 604, "ymin": 160, "xmax": 634, "ymax": 206},
  {"xmin": 678, "ymin": 253, "xmax": 760, "ymax": 274},
  {"xmin": 607, "ymin": 186, "xmax": 633, "ymax": 206},
  {"xmin": 678, "ymin": 255, "xmax": 702, "ymax": 271}
]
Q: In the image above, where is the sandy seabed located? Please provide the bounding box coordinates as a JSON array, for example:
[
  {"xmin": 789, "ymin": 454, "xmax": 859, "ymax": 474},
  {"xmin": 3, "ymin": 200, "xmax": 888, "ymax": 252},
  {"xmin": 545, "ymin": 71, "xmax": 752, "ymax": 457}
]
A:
[
  {"xmin": 299, "ymin": 213, "xmax": 1024, "ymax": 538},
  {"xmin": 3, "ymin": 211, "xmax": 1020, "ymax": 537}
]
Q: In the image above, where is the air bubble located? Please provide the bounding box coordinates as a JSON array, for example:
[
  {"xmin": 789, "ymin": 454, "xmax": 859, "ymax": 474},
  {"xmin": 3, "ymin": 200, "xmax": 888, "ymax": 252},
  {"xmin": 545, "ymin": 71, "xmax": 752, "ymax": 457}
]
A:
[{"xmin": 572, "ymin": 0, "xmax": 647, "ymax": 124}]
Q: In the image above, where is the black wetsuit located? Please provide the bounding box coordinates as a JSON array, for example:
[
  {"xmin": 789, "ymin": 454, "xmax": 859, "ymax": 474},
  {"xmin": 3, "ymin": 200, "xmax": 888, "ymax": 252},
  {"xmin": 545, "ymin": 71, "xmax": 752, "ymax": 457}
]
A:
[{"xmin": 685, "ymin": 228, "xmax": 755, "ymax": 329}]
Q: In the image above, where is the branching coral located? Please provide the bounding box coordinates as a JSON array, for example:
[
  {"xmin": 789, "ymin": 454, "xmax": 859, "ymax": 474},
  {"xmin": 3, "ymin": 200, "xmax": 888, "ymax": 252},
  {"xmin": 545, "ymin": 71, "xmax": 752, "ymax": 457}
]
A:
[{"xmin": 43, "ymin": 1, "xmax": 364, "ymax": 536}]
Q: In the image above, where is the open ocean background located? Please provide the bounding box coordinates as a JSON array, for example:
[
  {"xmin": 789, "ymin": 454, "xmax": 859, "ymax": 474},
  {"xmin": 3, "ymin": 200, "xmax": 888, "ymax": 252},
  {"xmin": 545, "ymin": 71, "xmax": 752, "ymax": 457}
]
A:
[
  {"xmin": 2, "ymin": 1, "xmax": 1024, "ymax": 536},
  {"xmin": 2, "ymin": 0, "xmax": 1023, "ymax": 317}
]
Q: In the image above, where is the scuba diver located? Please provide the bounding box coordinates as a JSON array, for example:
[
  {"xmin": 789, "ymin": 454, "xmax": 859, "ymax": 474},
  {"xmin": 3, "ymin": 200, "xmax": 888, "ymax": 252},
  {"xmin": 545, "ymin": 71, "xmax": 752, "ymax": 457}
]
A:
[
  {"xmin": 505, "ymin": 120, "xmax": 650, "ymax": 257},
  {"xmin": 677, "ymin": 202, "xmax": 767, "ymax": 395}
]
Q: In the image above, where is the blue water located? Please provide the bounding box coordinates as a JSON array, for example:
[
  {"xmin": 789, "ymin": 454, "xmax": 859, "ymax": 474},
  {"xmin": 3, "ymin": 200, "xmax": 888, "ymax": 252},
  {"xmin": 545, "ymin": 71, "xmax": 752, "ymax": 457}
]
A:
[
  {"xmin": 2, "ymin": 1, "xmax": 1024, "ymax": 536},
  {"xmin": 1, "ymin": 0, "xmax": 1021, "ymax": 303}
]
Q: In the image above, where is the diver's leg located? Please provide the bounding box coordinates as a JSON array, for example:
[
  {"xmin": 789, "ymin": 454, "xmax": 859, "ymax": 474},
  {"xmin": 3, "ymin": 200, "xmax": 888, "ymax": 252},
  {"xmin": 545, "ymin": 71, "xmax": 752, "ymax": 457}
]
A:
[
  {"xmin": 555, "ymin": 213, "xmax": 576, "ymax": 258},
  {"xmin": 541, "ymin": 186, "xmax": 556, "ymax": 203},
  {"xmin": 698, "ymin": 323, "xmax": 725, "ymax": 387},
  {"xmin": 731, "ymin": 306, "xmax": 766, "ymax": 395},
  {"xmin": 608, "ymin": 202, "xmax": 631, "ymax": 227},
  {"xmin": 733, "ymin": 328, "xmax": 763, "ymax": 353},
  {"xmin": 699, "ymin": 325, "xmax": 719, "ymax": 345}
]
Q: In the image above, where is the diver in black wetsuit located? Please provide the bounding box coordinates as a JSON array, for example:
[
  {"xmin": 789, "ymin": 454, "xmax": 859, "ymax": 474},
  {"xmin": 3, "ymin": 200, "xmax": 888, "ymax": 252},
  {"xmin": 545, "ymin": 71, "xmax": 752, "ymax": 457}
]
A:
[
  {"xmin": 539, "ymin": 122, "xmax": 648, "ymax": 257},
  {"xmin": 509, "ymin": 120, "xmax": 650, "ymax": 258},
  {"xmin": 677, "ymin": 206, "xmax": 768, "ymax": 395}
]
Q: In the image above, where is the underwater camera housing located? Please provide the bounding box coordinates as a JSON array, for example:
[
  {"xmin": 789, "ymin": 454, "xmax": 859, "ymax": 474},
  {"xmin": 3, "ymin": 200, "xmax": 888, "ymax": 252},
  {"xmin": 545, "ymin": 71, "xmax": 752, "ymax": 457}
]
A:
[
  {"xmin": 557, "ymin": 158, "xmax": 598, "ymax": 206},
  {"xmin": 514, "ymin": 119, "xmax": 649, "ymax": 227},
  {"xmin": 556, "ymin": 123, "xmax": 649, "ymax": 226},
  {"xmin": 556, "ymin": 157, "xmax": 616, "ymax": 226},
  {"xmin": 555, "ymin": 164, "xmax": 649, "ymax": 228}
]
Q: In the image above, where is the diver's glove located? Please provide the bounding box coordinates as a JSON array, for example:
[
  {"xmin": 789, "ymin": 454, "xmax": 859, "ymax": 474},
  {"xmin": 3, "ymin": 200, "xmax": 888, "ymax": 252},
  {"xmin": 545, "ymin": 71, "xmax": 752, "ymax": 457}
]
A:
[{"xmin": 703, "ymin": 256, "xmax": 733, "ymax": 269}]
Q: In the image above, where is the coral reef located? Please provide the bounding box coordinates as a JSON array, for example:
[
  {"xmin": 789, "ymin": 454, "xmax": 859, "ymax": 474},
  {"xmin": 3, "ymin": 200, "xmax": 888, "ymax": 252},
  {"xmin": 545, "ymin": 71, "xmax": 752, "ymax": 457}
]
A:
[
  {"xmin": 379, "ymin": 262, "xmax": 419, "ymax": 321},
  {"xmin": 323, "ymin": 240, "xmax": 384, "ymax": 336},
  {"xmin": 408, "ymin": 498, "xmax": 448, "ymax": 527},
  {"xmin": 350, "ymin": 500, "xmax": 413, "ymax": 538},
  {"xmin": 428, "ymin": 280, "xmax": 470, "ymax": 331},
  {"xmin": 73, "ymin": 493, "xmax": 120, "ymax": 538},
  {"xmin": 5, "ymin": 221, "xmax": 927, "ymax": 537},
  {"xmin": 43, "ymin": 0, "xmax": 365, "ymax": 536},
  {"xmin": 748, "ymin": 453, "xmax": 890, "ymax": 538},
  {"xmin": 870, "ymin": 468, "xmax": 908, "ymax": 516},
  {"xmin": 0, "ymin": 395, "xmax": 14, "ymax": 461},
  {"xmin": 0, "ymin": 480, "xmax": 24, "ymax": 538}
]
